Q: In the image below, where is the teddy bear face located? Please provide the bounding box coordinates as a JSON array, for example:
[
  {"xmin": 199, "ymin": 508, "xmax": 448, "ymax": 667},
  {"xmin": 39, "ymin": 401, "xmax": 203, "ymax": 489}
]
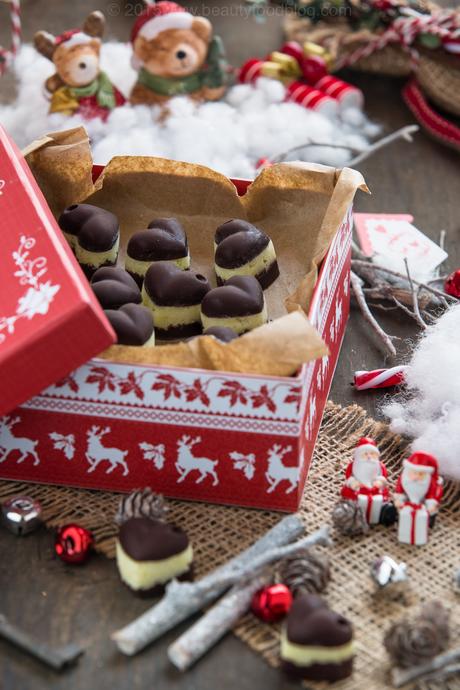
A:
[
  {"xmin": 53, "ymin": 40, "xmax": 101, "ymax": 87},
  {"xmin": 134, "ymin": 21, "xmax": 211, "ymax": 78}
]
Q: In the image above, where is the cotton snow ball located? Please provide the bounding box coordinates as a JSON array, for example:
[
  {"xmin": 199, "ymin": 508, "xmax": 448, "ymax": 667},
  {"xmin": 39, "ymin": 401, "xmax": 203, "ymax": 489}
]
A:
[
  {"xmin": 0, "ymin": 43, "xmax": 378, "ymax": 177},
  {"xmin": 382, "ymin": 304, "xmax": 460, "ymax": 480}
]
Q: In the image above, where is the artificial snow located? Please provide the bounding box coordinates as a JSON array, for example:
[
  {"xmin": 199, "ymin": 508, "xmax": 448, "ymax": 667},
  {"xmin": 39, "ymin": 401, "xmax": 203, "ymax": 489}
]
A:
[
  {"xmin": 382, "ymin": 304, "xmax": 460, "ymax": 481},
  {"xmin": 0, "ymin": 43, "xmax": 380, "ymax": 178}
]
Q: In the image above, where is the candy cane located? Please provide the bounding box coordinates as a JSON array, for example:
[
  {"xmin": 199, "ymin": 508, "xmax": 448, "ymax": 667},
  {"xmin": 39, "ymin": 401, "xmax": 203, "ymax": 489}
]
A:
[
  {"xmin": 0, "ymin": 0, "xmax": 21, "ymax": 77},
  {"xmin": 353, "ymin": 365, "xmax": 408, "ymax": 391}
]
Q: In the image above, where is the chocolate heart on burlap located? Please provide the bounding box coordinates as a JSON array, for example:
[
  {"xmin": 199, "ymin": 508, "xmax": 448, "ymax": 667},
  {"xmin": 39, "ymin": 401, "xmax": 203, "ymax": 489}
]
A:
[
  {"xmin": 105, "ymin": 303, "xmax": 154, "ymax": 346},
  {"xmin": 201, "ymin": 276, "xmax": 264, "ymax": 317},
  {"xmin": 144, "ymin": 262, "xmax": 210, "ymax": 306},
  {"xmin": 91, "ymin": 267, "xmax": 141, "ymax": 310},
  {"xmin": 58, "ymin": 203, "xmax": 119, "ymax": 251},
  {"xmin": 215, "ymin": 219, "xmax": 270, "ymax": 268},
  {"xmin": 119, "ymin": 518, "xmax": 189, "ymax": 561},
  {"xmin": 127, "ymin": 218, "xmax": 188, "ymax": 262}
]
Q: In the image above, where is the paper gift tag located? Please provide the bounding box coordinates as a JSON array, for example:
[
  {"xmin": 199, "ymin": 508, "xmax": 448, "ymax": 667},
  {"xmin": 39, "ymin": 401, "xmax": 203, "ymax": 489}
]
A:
[{"xmin": 354, "ymin": 213, "xmax": 447, "ymax": 280}]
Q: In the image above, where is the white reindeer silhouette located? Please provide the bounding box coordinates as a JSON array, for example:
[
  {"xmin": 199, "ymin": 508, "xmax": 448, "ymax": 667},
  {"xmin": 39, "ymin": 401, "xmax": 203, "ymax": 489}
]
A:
[
  {"xmin": 0, "ymin": 416, "xmax": 40, "ymax": 465},
  {"xmin": 85, "ymin": 426, "xmax": 128, "ymax": 476},
  {"xmin": 265, "ymin": 444, "xmax": 299, "ymax": 494},
  {"xmin": 335, "ymin": 298, "xmax": 343, "ymax": 331},
  {"xmin": 176, "ymin": 435, "xmax": 218, "ymax": 486}
]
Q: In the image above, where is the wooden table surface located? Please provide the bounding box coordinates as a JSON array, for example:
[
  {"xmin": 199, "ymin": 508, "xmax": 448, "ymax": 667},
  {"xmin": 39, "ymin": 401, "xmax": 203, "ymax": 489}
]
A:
[{"xmin": 0, "ymin": 1, "xmax": 459, "ymax": 688}]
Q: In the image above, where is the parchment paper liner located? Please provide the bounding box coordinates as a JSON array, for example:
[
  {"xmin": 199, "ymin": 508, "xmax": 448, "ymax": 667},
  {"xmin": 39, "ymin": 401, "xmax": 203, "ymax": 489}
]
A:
[{"xmin": 25, "ymin": 127, "xmax": 367, "ymax": 377}]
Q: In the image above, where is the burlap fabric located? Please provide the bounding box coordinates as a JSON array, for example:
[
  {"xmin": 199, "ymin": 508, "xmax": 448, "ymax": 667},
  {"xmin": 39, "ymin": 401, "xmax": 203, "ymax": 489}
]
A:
[{"xmin": 0, "ymin": 401, "xmax": 459, "ymax": 690}]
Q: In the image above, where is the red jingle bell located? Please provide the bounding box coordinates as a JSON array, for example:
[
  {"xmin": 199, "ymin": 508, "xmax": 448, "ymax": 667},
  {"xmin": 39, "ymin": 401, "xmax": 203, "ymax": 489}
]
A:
[
  {"xmin": 251, "ymin": 584, "xmax": 293, "ymax": 623},
  {"xmin": 444, "ymin": 269, "xmax": 460, "ymax": 299},
  {"xmin": 300, "ymin": 55, "xmax": 328, "ymax": 86},
  {"xmin": 55, "ymin": 523, "xmax": 94, "ymax": 564}
]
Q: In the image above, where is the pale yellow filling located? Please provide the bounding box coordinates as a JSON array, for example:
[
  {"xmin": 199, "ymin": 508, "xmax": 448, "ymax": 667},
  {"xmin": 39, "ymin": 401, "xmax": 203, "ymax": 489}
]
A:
[
  {"xmin": 201, "ymin": 302, "xmax": 268, "ymax": 335},
  {"xmin": 116, "ymin": 542, "xmax": 193, "ymax": 590},
  {"xmin": 142, "ymin": 331, "xmax": 156, "ymax": 347},
  {"xmin": 62, "ymin": 231, "xmax": 77, "ymax": 250},
  {"xmin": 76, "ymin": 235, "xmax": 120, "ymax": 268},
  {"xmin": 280, "ymin": 630, "xmax": 354, "ymax": 667},
  {"xmin": 125, "ymin": 254, "xmax": 190, "ymax": 278},
  {"xmin": 142, "ymin": 285, "xmax": 201, "ymax": 329},
  {"xmin": 215, "ymin": 240, "xmax": 277, "ymax": 281}
]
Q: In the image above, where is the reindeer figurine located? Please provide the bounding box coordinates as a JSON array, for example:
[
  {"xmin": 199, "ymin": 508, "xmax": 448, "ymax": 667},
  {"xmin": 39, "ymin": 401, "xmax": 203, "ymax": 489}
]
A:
[
  {"xmin": 176, "ymin": 435, "xmax": 219, "ymax": 486},
  {"xmin": 86, "ymin": 425, "xmax": 129, "ymax": 476},
  {"xmin": 265, "ymin": 444, "xmax": 299, "ymax": 494},
  {"xmin": 0, "ymin": 416, "xmax": 40, "ymax": 466},
  {"xmin": 34, "ymin": 11, "xmax": 125, "ymax": 119}
]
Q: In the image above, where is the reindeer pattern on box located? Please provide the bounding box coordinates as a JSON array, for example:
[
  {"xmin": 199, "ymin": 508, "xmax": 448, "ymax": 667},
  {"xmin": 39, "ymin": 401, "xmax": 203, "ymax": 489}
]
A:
[
  {"xmin": 266, "ymin": 443, "xmax": 299, "ymax": 494},
  {"xmin": 0, "ymin": 416, "xmax": 39, "ymax": 466},
  {"xmin": 34, "ymin": 11, "xmax": 125, "ymax": 119},
  {"xmin": 176, "ymin": 435, "xmax": 219, "ymax": 486},
  {"xmin": 85, "ymin": 425, "xmax": 129, "ymax": 476}
]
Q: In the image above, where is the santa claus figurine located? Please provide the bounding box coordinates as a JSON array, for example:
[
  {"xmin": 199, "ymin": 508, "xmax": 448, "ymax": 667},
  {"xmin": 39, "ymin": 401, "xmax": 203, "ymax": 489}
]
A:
[
  {"xmin": 394, "ymin": 452, "xmax": 443, "ymax": 546},
  {"xmin": 341, "ymin": 437, "xmax": 389, "ymax": 525}
]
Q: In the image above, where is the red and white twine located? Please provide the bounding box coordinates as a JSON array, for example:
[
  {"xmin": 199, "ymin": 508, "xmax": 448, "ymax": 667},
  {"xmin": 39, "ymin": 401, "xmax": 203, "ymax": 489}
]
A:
[
  {"xmin": 0, "ymin": 0, "xmax": 21, "ymax": 77},
  {"xmin": 337, "ymin": 8, "xmax": 460, "ymax": 70}
]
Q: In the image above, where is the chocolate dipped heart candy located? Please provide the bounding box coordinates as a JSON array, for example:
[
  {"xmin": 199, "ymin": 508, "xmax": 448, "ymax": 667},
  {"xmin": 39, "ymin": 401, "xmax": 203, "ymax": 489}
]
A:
[
  {"xmin": 58, "ymin": 203, "xmax": 120, "ymax": 278},
  {"xmin": 200, "ymin": 276, "xmax": 267, "ymax": 335},
  {"xmin": 142, "ymin": 262, "xmax": 211, "ymax": 339},
  {"xmin": 125, "ymin": 218, "xmax": 190, "ymax": 287},
  {"xmin": 214, "ymin": 219, "xmax": 279, "ymax": 290},
  {"xmin": 281, "ymin": 594, "xmax": 354, "ymax": 682},
  {"xmin": 116, "ymin": 517, "xmax": 193, "ymax": 596},
  {"xmin": 91, "ymin": 267, "xmax": 141, "ymax": 310},
  {"xmin": 105, "ymin": 304, "xmax": 155, "ymax": 347}
]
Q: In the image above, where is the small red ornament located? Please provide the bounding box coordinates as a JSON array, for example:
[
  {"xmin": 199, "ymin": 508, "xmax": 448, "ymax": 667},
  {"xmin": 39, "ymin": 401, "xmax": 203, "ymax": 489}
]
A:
[
  {"xmin": 55, "ymin": 523, "xmax": 94, "ymax": 564},
  {"xmin": 251, "ymin": 584, "xmax": 293, "ymax": 623},
  {"xmin": 256, "ymin": 157, "xmax": 273, "ymax": 170},
  {"xmin": 444, "ymin": 269, "xmax": 460, "ymax": 298},
  {"xmin": 300, "ymin": 55, "xmax": 328, "ymax": 86}
]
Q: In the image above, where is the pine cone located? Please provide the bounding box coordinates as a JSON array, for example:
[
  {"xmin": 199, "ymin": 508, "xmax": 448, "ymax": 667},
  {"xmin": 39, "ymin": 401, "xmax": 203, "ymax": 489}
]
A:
[
  {"xmin": 115, "ymin": 488, "xmax": 168, "ymax": 525},
  {"xmin": 384, "ymin": 601, "xmax": 450, "ymax": 668},
  {"xmin": 332, "ymin": 499, "xmax": 369, "ymax": 536},
  {"xmin": 278, "ymin": 548, "xmax": 331, "ymax": 597}
]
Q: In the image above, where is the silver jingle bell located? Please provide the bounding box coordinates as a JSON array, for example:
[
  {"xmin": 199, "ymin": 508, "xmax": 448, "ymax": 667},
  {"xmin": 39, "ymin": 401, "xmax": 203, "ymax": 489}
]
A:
[{"xmin": 1, "ymin": 495, "xmax": 43, "ymax": 535}]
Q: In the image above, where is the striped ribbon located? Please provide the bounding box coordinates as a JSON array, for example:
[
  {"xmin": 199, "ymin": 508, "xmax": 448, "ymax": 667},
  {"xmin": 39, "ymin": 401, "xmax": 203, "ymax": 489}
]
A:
[{"xmin": 0, "ymin": 0, "xmax": 21, "ymax": 77}]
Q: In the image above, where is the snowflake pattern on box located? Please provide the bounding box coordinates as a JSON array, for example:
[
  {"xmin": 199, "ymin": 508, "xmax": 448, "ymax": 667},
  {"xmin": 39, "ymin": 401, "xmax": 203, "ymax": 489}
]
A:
[{"xmin": 0, "ymin": 235, "xmax": 60, "ymax": 344}]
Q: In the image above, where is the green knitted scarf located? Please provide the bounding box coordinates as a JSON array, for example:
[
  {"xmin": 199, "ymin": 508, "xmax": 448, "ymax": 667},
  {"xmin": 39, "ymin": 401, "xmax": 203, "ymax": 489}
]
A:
[{"xmin": 70, "ymin": 71, "xmax": 116, "ymax": 109}]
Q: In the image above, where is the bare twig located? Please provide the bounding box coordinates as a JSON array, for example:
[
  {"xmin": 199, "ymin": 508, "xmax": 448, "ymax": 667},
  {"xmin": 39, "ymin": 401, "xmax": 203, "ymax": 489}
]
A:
[
  {"xmin": 439, "ymin": 229, "xmax": 447, "ymax": 253},
  {"xmin": 351, "ymin": 239, "xmax": 370, "ymax": 261},
  {"xmin": 348, "ymin": 125, "xmax": 419, "ymax": 167},
  {"xmin": 392, "ymin": 647, "xmax": 460, "ymax": 687},
  {"xmin": 350, "ymin": 271, "xmax": 397, "ymax": 357},
  {"xmin": 403, "ymin": 258, "xmax": 427, "ymax": 330}
]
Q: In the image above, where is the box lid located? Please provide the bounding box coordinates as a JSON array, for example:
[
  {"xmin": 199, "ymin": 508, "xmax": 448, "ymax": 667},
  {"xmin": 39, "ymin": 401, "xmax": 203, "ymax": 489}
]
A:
[{"xmin": 0, "ymin": 125, "xmax": 116, "ymax": 416}]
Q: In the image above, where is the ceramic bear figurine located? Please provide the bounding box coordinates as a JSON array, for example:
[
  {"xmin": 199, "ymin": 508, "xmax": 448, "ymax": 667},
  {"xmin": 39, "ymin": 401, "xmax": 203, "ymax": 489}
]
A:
[
  {"xmin": 129, "ymin": 1, "xmax": 227, "ymax": 106},
  {"xmin": 34, "ymin": 11, "xmax": 125, "ymax": 120}
]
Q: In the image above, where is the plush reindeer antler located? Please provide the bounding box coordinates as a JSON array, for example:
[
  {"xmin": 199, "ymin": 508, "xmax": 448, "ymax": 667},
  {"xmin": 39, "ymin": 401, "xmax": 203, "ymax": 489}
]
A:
[
  {"xmin": 34, "ymin": 31, "xmax": 56, "ymax": 61},
  {"xmin": 82, "ymin": 11, "xmax": 106, "ymax": 39}
]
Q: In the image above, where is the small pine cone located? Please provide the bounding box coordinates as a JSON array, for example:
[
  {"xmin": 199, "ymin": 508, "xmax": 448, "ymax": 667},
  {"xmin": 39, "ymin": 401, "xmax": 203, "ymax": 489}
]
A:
[
  {"xmin": 278, "ymin": 548, "xmax": 331, "ymax": 597},
  {"xmin": 384, "ymin": 601, "xmax": 450, "ymax": 669},
  {"xmin": 115, "ymin": 488, "xmax": 168, "ymax": 525},
  {"xmin": 332, "ymin": 499, "xmax": 369, "ymax": 536}
]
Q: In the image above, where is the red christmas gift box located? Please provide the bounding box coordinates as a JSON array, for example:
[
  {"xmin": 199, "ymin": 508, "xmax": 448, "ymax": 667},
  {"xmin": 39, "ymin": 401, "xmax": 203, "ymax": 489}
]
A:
[
  {"xmin": 0, "ymin": 126, "xmax": 115, "ymax": 416},
  {"xmin": 0, "ymin": 128, "xmax": 365, "ymax": 511}
]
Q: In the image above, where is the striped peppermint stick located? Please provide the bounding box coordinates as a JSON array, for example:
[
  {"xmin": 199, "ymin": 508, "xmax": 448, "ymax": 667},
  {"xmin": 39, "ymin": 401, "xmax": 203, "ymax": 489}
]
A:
[
  {"xmin": 0, "ymin": 0, "xmax": 21, "ymax": 77},
  {"xmin": 354, "ymin": 365, "xmax": 408, "ymax": 391}
]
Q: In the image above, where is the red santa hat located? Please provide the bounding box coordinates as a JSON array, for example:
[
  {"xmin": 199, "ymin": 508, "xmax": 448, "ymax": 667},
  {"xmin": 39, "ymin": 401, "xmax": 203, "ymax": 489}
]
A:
[
  {"xmin": 353, "ymin": 437, "xmax": 379, "ymax": 461},
  {"xmin": 55, "ymin": 29, "xmax": 100, "ymax": 49},
  {"xmin": 130, "ymin": 2, "xmax": 193, "ymax": 44},
  {"xmin": 403, "ymin": 452, "xmax": 438, "ymax": 476}
]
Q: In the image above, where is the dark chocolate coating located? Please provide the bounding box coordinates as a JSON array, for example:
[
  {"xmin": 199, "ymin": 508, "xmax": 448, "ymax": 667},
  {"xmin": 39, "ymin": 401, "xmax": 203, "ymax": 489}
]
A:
[
  {"xmin": 201, "ymin": 276, "xmax": 264, "ymax": 318},
  {"xmin": 119, "ymin": 518, "xmax": 189, "ymax": 561},
  {"xmin": 286, "ymin": 595, "xmax": 353, "ymax": 647},
  {"xmin": 156, "ymin": 322, "xmax": 204, "ymax": 341},
  {"xmin": 105, "ymin": 304, "xmax": 154, "ymax": 346},
  {"xmin": 123, "ymin": 566, "xmax": 194, "ymax": 598},
  {"xmin": 58, "ymin": 203, "xmax": 102, "ymax": 236},
  {"xmin": 127, "ymin": 218, "xmax": 188, "ymax": 262},
  {"xmin": 282, "ymin": 658, "xmax": 353, "ymax": 682},
  {"xmin": 215, "ymin": 220, "xmax": 270, "ymax": 269},
  {"xmin": 78, "ymin": 210, "xmax": 119, "ymax": 252},
  {"xmin": 203, "ymin": 326, "xmax": 239, "ymax": 342},
  {"xmin": 144, "ymin": 262, "xmax": 210, "ymax": 307},
  {"xmin": 91, "ymin": 267, "xmax": 141, "ymax": 309},
  {"xmin": 216, "ymin": 260, "xmax": 280, "ymax": 291}
]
